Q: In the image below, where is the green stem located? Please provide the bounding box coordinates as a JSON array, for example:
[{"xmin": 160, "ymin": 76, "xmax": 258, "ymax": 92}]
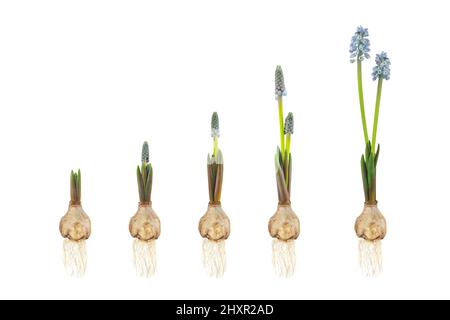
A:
[
  {"xmin": 285, "ymin": 134, "xmax": 291, "ymax": 185},
  {"xmin": 277, "ymin": 96, "xmax": 285, "ymax": 160},
  {"xmin": 371, "ymin": 78, "xmax": 383, "ymax": 153},
  {"xmin": 213, "ymin": 136, "xmax": 218, "ymax": 158},
  {"xmin": 357, "ymin": 61, "xmax": 369, "ymax": 144}
]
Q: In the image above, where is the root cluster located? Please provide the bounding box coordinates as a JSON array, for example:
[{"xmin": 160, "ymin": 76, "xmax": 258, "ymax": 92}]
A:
[
  {"xmin": 133, "ymin": 239, "xmax": 157, "ymax": 277},
  {"xmin": 199, "ymin": 205, "xmax": 230, "ymax": 277},
  {"xmin": 202, "ymin": 239, "xmax": 226, "ymax": 277},
  {"xmin": 272, "ymin": 239, "xmax": 296, "ymax": 277},
  {"xmin": 355, "ymin": 204, "xmax": 386, "ymax": 276},
  {"xmin": 129, "ymin": 204, "xmax": 160, "ymax": 277},
  {"xmin": 63, "ymin": 239, "xmax": 87, "ymax": 277}
]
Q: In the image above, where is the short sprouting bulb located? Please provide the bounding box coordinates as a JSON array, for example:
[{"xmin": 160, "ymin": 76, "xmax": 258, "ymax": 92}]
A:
[
  {"xmin": 284, "ymin": 112, "xmax": 294, "ymax": 135},
  {"xmin": 372, "ymin": 52, "xmax": 391, "ymax": 81},
  {"xmin": 275, "ymin": 65, "xmax": 287, "ymax": 97},
  {"xmin": 141, "ymin": 141, "xmax": 149, "ymax": 163},
  {"xmin": 211, "ymin": 112, "xmax": 220, "ymax": 138},
  {"xmin": 350, "ymin": 26, "xmax": 370, "ymax": 63}
]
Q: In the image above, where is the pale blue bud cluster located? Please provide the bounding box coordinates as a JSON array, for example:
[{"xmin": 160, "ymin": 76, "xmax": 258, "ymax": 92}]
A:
[
  {"xmin": 372, "ymin": 52, "xmax": 391, "ymax": 81},
  {"xmin": 211, "ymin": 112, "xmax": 220, "ymax": 138},
  {"xmin": 275, "ymin": 65, "xmax": 287, "ymax": 97},
  {"xmin": 350, "ymin": 26, "xmax": 370, "ymax": 63},
  {"xmin": 141, "ymin": 141, "xmax": 149, "ymax": 163}
]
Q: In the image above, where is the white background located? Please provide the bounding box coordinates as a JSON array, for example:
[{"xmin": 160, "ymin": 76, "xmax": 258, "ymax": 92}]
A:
[{"xmin": 0, "ymin": 0, "xmax": 448, "ymax": 300}]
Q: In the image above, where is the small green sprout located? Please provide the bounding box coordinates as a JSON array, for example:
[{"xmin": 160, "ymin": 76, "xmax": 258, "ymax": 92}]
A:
[{"xmin": 70, "ymin": 169, "xmax": 81, "ymax": 205}]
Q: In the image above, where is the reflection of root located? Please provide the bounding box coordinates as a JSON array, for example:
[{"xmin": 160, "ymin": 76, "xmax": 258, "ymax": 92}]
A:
[
  {"xmin": 359, "ymin": 239, "xmax": 382, "ymax": 277},
  {"xmin": 202, "ymin": 239, "xmax": 226, "ymax": 277},
  {"xmin": 63, "ymin": 239, "xmax": 87, "ymax": 277},
  {"xmin": 133, "ymin": 239, "xmax": 156, "ymax": 277},
  {"xmin": 272, "ymin": 239, "xmax": 296, "ymax": 277}
]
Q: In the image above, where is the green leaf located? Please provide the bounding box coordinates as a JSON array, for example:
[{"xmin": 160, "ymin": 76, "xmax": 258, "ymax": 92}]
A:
[
  {"xmin": 287, "ymin": 153, "xmax": 292, "ymax": 194},
  {"xmin": 141, "ymin": 162, "xmax": 147, "ymax": 191},
  {"xmin": 360, "ymin": 155, "xmax": 369, "ymax": 201},
  {"xmin": 136, "ymin": 166, "xmax": 144, "ymax": 202},
  {"xmin": 149, "ymin": 165, "xmax": 153, "ymax": 200},
  {"xmin": 274, "ymin": 150, "xmax": 282, "ymax": 173},
  {"xmin": 367, "ymin": 153, "xmax": 374, "ymax": 189},
  {"xmin": 374, "ymin": 144, "xmax": 380, "ymax": 167},
  {"xmin": 214, "ymin": 164, "xmax": 223, "ymax": 203},
  {"xmin": 144, "ymin": 164, "xmax": 153, "ymax": 202},
  {"xmin": 276, "ymin": 168, "xmax": 289, "ymax": 204},
  {"xmin": 70, "ymin": 170, "xmax": 76, "ymax": 202},
  {"xmin": 370, "ymin": 166, "xmax": 377, "ymax": 203},
  {"xmin": 365, "ymin": 141, "xmax": 371, "ymax": 162},
  {"xmin": 77, "ymin": 169, "xmax": 81, "ymax": 202},
  {"xmin": 277, "ymin": 148, "xmax": 284, "ymax": 172},
  {"xmin": 207, "ymin": 163, "xmax": 213, "ymax": 202}
]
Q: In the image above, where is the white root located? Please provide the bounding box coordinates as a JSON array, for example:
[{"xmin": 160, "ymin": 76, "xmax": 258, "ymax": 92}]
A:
[
  {"xmin": 358, "ymin": 239, "xmax": 382, "ymax": 277},
  {"xmin": 272, "ymin": 239, "xmax": 296, "ymax": 277},
  {"xmin": 202, "ymin": 239, "xmax": 226, "ymax": 277},
  {"xmin": 133, "ymin": 239, "xmax": 156, "ymax": 277},
  {"xmin": 63, "ymin": 239, "xmax": 87, "ymax": 277}
]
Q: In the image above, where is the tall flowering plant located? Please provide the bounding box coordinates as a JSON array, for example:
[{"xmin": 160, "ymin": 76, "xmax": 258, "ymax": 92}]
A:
[
  {"xmin": 350, "ymin": 26, "xmax": 391, "ymax": 276},
  {"xmin": 268, "ymin": 66, "xmax": 300, "ymax": 277}
]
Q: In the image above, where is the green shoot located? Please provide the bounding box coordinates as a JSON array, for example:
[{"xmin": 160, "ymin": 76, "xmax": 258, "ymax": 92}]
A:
[
  {"xmin": 70, "ymin": 169, "xmax": 81, "ymax": 204},
  {"xmin": 137, "ymin": 141, "xmax": 153, "ymax": 204}
]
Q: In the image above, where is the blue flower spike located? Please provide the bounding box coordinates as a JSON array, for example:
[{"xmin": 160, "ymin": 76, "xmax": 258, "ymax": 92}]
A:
[
  {"xmin": 372, "ymin": 52, "xmax": 391, "ymax": 81},
  {"xmin": 141, "ymin": 141, "xmax": 149, "ymax": 164},
  {"xmin": 350, "ymin": 26, "xmax": 370, "ymax": 63},
  {"xmin": 275, "ymin": 65, "xmax": 287, "ymax": 97}
]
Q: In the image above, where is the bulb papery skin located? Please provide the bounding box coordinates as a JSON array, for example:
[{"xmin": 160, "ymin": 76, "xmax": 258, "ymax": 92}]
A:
[
  {"xmin": 355, "ymin": 204, "xmax": 386, "ymax": 241},
  {"xmin": 268, "ymin": 205, "xmax": 300, "ymax": 241},
  {"xmin": 199, "ymin": 205, "xmax": 230, "ymax": 241},
  {"xmin": 129, "ymin": 204, "xmax": 161, "ymax": 241},
  {"xmin": 59, "ymin": 204, "xmax": 91, "ymax": 241}
]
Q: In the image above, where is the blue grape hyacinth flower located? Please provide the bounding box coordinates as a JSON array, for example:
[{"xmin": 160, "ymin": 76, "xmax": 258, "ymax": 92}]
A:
[
  {"xmin": 275, "ymin": 65, "xmax": 287, "ymax": 97},
  {"xmin": 141, "ymin": 141, "xmax": 149, "ymax": 163},
  {"xmin": 372, "ymin": 52, "xmax": 391, "ymax": 81},
  {"xmin": 211, "ymin": 112, "xmax": 220, "ymax": 138},
  {"xmin": 350, "ymin": 26, "xmax": 370, "ymax": 63}
]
